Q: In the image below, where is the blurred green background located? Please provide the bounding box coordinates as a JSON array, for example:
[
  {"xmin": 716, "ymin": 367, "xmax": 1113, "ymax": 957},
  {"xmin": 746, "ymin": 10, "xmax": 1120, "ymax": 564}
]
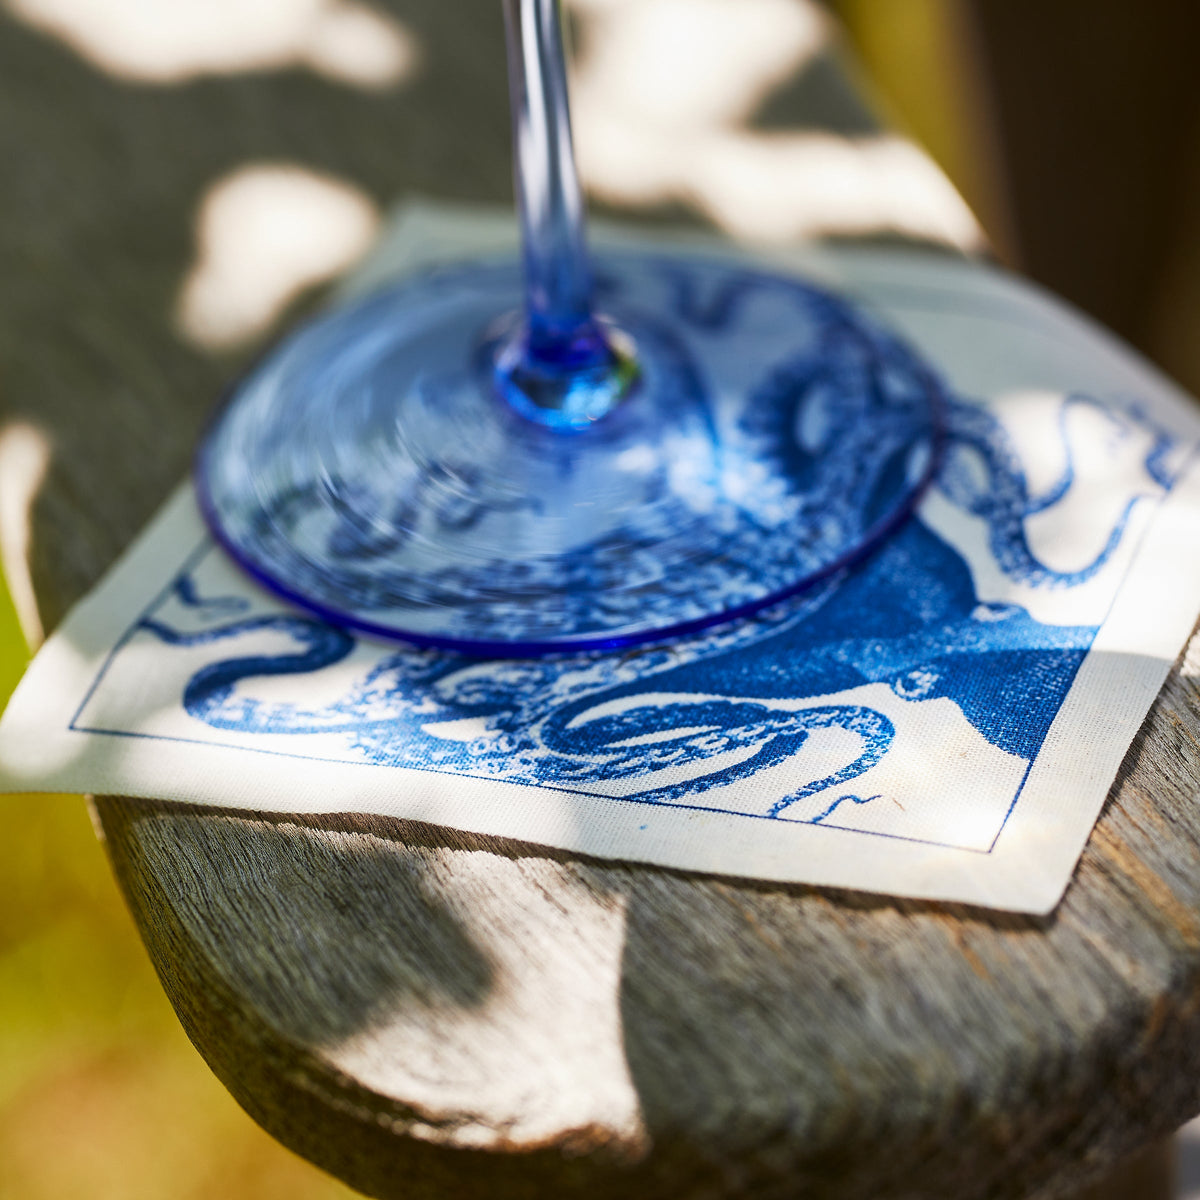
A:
[{"xmin": 0, "ymin": 588, "xmax": 361, "ymax": 1197}]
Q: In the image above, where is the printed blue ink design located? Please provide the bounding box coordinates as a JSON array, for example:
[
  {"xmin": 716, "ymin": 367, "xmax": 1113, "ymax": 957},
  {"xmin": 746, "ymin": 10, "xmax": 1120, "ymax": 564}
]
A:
[
  {"xmin": 940, "ymin": 395, "xmax": 1174, "ymax": 589},
  {"xmin": 811, "ymin": 794, "xmax": 882, "ymax": 825},
  {"xmin": 73, "ymin": 261, "xmax": 1189, "ymax": 851},
  {"xmin": 111, "ymin": 378, "xmax": 1184, "ymax": 849}
]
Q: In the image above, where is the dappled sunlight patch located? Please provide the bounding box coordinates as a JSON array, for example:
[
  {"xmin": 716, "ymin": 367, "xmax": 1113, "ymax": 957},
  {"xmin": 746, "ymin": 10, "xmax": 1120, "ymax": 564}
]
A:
[
  {"xmin": 568, "ymin": 0, "xmax": 828, "ymax": 133},
  {"xmin": 2, "ymin": 0, "xmax": 418, "ymax": 89},
  {"xmin": 175, "ymin": 163, "xmax": 379, "ymax": 351},
  {"xmin": 0, "ymin": 422, "xmax": 51, "ymax": 651},
  {"xmin": 684, "ymin": 130, "xmax": 980, "ymax": 246},
  {"xmin": 567, "ymin": 0, "xmax": 981, "ymax": 249},
  {"xmin": 312, "ymin": 853, "xmax": 645, "ymax": 1152}
]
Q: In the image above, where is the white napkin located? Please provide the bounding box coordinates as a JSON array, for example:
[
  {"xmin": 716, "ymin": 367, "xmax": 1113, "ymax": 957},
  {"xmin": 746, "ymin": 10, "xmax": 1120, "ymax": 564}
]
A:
[{"xmin": 3, "ymin": 203, "xmax": 1200, "ymax": 914}]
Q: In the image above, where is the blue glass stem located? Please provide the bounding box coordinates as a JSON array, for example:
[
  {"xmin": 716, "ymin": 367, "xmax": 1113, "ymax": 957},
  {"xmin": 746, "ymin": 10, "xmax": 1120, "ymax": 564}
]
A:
[
  {"xmin": 499, "ymin": 0, "xmax": 637, "ymax": 429},
  {"xmin": 502, "ymin": 0, "xmax": 591, "ymax": 345}
]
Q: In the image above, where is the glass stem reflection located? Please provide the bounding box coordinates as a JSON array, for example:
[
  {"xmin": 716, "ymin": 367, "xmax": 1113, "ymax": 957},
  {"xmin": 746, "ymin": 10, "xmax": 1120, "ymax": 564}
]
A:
[{"xmin": 498, "ymin": 0, "xmax": 638, "ymax": 429}]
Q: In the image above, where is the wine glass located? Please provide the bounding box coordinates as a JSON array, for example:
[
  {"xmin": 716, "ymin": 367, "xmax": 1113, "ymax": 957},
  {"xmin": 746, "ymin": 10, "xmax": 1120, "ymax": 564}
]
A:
[{"xmin": 195, "ymin": 0, "xmax": 945, "ymax": 656}]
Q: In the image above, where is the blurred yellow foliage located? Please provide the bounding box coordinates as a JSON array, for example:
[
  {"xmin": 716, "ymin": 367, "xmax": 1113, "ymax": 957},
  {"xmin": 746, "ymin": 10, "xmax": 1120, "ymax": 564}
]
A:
[
  {"xmin": 0, "ymin": 574, "xmax": 356, "ymax": 1195},
  {"xmin": 834, "ymin": 0, "xmax": 1014, "ymax": 261}
]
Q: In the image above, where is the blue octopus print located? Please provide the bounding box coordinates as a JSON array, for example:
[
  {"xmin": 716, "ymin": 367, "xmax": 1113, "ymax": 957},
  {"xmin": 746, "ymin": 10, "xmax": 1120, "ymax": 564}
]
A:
[{"xmin": 126, "ymin": 383, "xmax": 1181, "ymax": 847}]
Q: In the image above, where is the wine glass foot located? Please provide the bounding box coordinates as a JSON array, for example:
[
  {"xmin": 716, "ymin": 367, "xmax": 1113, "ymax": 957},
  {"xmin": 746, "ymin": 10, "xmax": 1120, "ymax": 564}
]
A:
[
  {"xmin": 196, "ymin": 250, "xmax": 946, "ymax": 656},
  {"xmin": 490, "ymin": 315, "xmax": 641, "ymax": 430}
]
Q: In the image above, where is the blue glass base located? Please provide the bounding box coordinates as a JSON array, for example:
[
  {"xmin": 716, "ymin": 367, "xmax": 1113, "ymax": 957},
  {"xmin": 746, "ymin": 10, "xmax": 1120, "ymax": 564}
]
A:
[
  {"xmin": 491, "ymin": 315, "xmax": 640, "ymax": 431},
  {"xmin": 195, "ymin": 251, "xmax": 946, "ymax": 655}
]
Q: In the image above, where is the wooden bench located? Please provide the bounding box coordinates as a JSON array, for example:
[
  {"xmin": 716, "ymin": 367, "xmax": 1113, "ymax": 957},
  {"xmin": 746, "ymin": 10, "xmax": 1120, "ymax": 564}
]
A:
[{"xmin": 3, "ymin": 2, "xmax": 1198, "ymax": 1195}]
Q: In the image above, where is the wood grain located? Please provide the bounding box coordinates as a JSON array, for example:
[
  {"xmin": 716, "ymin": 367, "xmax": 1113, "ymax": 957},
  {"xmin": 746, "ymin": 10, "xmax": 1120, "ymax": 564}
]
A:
[{"xmin": 2, "ymin": 1, "xmax": 1197, "ymax": 1196}]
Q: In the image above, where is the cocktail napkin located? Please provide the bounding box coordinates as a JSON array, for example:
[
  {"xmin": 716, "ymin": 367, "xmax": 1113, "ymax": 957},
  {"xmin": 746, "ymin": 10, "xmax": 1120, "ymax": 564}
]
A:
[{"xmin": 3, "ymin": 203, "xmax": 1200, "ymax": 914}]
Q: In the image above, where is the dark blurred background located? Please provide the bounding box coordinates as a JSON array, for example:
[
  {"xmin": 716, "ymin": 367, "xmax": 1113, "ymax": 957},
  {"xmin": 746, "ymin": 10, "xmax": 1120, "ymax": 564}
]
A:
[
  {"xmin": 2, "ymin": 2, "xmax": 1200, "ymax": 1197},
  {"xmin": 836, "ymin": 0, "xmax": 1200, "ymax": 397}
]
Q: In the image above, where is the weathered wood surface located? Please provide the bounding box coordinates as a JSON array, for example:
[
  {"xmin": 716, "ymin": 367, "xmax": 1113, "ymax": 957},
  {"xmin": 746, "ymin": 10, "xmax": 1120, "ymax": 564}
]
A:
[
  {"xmin": 3, "ymin": 2, "xmax": 1199, "ymax": 1197},
  {"xmin": 1073, "ymin": 1139, "xmax": 1173, "ymax": 1200}
]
